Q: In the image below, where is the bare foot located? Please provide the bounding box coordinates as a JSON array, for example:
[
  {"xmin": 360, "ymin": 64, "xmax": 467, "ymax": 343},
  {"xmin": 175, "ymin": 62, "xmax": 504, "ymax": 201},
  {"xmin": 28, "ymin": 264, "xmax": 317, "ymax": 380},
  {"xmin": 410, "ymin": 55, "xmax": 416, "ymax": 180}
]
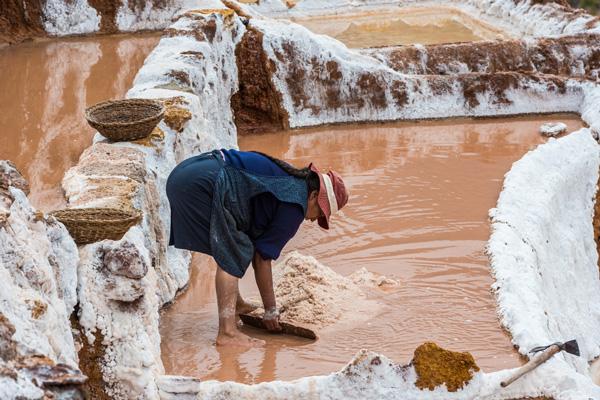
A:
[{"xmin": 216, "ymin": 330, "xmax": 265, "ymax": 348}]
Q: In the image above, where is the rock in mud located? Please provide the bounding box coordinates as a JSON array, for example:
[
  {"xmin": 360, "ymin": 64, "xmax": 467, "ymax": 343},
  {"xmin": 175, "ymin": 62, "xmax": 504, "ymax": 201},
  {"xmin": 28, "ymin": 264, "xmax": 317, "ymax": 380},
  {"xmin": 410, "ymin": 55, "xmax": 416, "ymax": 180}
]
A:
[
  {"xmin": 0, "ymin": 313, "xmax": 17, "ymax": 361},
  {"xmin": 412, "ymin": 342, "xmax": 480, "ymax": 392},
  {"xmin": 16, "ymin": 355, "xmax": 87, "ymax": 387},
  {"xmin": 539, "ymin": 122, "xmax": 568, "ymax": 137},
  {"xmin": 349, "ymin": 267, "xmax": 399, "ymax": 289},
  {"xmin": 156, "ymin": 375, "xmax": 202, "ymax": 394},
  {"xmin": 0, "ymin": 160, "xmax": 30, "ymax": 195},
  {"xmin": 102, "ymin": 242, "xmax": 149, "ymax": 279}
]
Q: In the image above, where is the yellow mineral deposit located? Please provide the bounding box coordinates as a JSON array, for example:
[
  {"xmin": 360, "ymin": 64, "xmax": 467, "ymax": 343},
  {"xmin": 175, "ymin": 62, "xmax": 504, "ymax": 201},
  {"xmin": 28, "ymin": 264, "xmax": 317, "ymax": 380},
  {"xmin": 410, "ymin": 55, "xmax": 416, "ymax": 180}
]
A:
[
  {"xmin": 162, "ymin": 98, "xmax": 193, "ymax": 133},
  {"xmin": 412, "ymin": 342, "xmax": 480, "ymax": 392}
]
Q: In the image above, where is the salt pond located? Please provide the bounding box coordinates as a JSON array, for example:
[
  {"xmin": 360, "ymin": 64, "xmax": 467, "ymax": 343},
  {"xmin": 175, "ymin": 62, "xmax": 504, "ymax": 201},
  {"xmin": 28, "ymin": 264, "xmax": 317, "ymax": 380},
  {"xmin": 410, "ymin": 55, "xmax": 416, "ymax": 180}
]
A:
[
  {"xmin": 290, "ymin": 7, "xmax": 507, "ymax": 47},
  {"xmin": 160, "ymin": 113, "xmax": 584, "ymax": 383}
]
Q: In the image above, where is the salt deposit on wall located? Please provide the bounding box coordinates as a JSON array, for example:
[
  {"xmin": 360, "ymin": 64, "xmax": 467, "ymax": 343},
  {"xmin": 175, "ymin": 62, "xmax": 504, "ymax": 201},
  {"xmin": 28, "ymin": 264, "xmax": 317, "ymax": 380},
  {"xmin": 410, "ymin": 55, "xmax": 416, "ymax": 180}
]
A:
[
  {"xmin": 5, "ymin": 0, "xmax": 600, "ymax": 43},
  {"xmin": 488, "ymin": 129, "xmax": 600, "ymax": 372},
  {"xmin": 0, "ymin": 164, "xmax": 78, "ymax": 367},
  {"xmin": 0, "ymin": 161, "xmax": 85, "ymax": 398},
  {"xmin": 248, "ymin": 0, "xmax": 600, "ymax": 37},
  {"xmin": 115, "ymin": 0, "xmax": 225, "ymax": 32},
  {"xmin": 249, "ymin": 17, "xmax": 585, "ymax": 128},
  {"xmin": 58, "ymin": 9, "xmax": 244, "ymax": 399},
  {"xmin": 42, "ymin": 0, "xmax": 100, "ymax": 35},
  {"xmin": 363, "ymin": 35, "xmax": 600, "ymax": 79}
]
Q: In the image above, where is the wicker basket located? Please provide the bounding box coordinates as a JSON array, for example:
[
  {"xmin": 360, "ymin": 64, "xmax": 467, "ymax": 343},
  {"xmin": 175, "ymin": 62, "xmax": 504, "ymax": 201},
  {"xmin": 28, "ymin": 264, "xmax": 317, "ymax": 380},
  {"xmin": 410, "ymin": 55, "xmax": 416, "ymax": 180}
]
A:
[
  {"xmin": 50, "ymin": 208, "xmax": 142, "ymax": 245},
  {"xmin": 85, "ymin": 99, "xmax": 165, "ymax": 142}
]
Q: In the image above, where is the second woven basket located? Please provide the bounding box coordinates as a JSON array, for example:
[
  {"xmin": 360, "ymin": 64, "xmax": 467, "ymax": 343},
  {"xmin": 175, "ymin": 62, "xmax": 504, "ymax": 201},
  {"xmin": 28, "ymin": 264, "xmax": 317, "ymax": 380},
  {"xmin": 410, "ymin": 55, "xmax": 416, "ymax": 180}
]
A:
[
  {"xmin": 50, "ymin": 208, "xmax": 142, "ymax": 245},
  {"xmin": 85, "ymin": 99, "xmax": 164, "ymax": 142}
]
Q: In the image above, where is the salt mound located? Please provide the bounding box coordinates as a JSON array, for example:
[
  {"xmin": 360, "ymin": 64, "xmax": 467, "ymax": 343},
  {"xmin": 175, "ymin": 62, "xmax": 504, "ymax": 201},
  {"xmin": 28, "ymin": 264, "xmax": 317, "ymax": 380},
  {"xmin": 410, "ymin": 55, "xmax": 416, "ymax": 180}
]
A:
[
  {"xmin": 349, "ymin": 267, "xmax": 399, "ymax": 289},
  {"xmin": 539, "ymin": 122, "xmax": 567, "ymax": 137},
  {"xmin": 261, "ymin": 251, "xmax": 378, "ymax": 328}
]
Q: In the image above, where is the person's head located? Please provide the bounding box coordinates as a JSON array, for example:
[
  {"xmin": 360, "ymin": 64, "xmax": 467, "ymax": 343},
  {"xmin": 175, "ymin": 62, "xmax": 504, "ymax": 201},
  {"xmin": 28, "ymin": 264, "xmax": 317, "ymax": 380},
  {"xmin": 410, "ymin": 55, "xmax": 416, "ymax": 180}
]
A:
[
  {"xmin": 251, "ymin": 152, "xmax": 349, "ymax": 228},
  {"xmin": 305, "ymin": 164, "xmax": 348, "ymax": 229},
  {"xmin": 305, "ymin": 171, "xmax": 322, "ymax": 222}
]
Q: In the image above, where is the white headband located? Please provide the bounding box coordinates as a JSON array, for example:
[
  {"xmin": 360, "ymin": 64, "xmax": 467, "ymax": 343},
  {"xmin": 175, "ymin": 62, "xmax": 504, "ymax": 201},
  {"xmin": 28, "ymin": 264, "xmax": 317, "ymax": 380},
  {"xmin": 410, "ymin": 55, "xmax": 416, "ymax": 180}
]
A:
[{"xmin": 322, "ymin": 173, "xmax": 338, "ymax": 215}]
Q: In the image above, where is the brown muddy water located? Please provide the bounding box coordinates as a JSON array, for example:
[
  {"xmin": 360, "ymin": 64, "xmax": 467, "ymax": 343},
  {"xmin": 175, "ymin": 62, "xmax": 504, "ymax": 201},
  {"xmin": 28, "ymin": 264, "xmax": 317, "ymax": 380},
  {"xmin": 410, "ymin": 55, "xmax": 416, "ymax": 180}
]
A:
[
  {"xmin": 291, "ymin": 7, "xmax": 507, "ymax": 48},
  {"xmin": 160, "ymin": 114, "xmax": 584, "ymax": 383},
  {"xmin": 0, "ymin": 33, "xmax": 159, "ymax": 210}
]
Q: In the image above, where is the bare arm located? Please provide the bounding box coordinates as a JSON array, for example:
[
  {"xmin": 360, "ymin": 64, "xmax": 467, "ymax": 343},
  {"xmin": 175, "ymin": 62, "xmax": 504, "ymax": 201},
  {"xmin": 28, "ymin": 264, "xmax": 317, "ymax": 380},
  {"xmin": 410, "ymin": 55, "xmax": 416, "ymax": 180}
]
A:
[{"xmin": 252, "ymin": 251, "xmax": 281, "ymax": 331}]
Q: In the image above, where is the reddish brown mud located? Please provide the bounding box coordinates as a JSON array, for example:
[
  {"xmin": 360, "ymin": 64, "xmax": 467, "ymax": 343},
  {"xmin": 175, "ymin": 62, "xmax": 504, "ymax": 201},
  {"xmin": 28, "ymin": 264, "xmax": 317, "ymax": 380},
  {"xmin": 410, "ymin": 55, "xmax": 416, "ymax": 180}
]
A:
[
  {"xmin": 232, "ymin": 27, "xmax": 289, "ymax": 135},
  {"xmin": 0, "ymin": 0, "xmax": 45, "ymax": 46},
  {"xmin": 160, "ymin": 114, "xmax": 584, "ymax": 383},
  {"xmin": 365, "ymin": 34, "xmax": 600, "ymax": 79},
  {"xmin": 0, "ymin": 33, "xmax": 159, "ymax": 211}
]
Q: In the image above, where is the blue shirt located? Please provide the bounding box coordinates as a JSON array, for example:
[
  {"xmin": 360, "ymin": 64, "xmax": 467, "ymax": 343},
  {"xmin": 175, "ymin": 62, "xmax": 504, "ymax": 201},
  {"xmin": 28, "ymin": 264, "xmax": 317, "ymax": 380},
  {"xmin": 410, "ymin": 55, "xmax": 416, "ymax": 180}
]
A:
[{"xmin": 221, "ymin": 149, "xmax": 305, "ymax": 260}]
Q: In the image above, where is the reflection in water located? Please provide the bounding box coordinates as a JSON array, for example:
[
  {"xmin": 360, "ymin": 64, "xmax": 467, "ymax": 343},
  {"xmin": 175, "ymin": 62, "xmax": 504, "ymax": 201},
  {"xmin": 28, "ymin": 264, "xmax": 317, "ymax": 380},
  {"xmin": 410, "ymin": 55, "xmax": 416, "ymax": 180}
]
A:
[
  {"xmin": 0, "ymin": 33, "xmax": 159, "ymax": 210},
  {"xmin": 160, "ymin": 114, "xmax": 584, "ymax": 383},
  {"xmin": 292, "ymin": 7, "xmax": 505, "ymax": 48}
]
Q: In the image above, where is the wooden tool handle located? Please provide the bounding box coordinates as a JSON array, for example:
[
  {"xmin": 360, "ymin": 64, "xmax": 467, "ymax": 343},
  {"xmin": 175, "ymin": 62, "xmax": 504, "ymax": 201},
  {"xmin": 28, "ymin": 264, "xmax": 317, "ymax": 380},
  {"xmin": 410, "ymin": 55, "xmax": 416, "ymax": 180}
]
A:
[{"xmin": 501, "ymin": 345, "xmax": 561, "ymax": 387}]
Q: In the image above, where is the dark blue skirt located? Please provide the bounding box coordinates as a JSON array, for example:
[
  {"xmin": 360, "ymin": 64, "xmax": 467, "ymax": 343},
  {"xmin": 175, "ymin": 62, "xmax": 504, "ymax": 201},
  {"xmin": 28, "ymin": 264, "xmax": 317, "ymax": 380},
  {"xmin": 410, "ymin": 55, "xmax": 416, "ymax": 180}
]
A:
[{"xmin": 166, "ymin": 152, "xmax": 222, "ymax": 255}]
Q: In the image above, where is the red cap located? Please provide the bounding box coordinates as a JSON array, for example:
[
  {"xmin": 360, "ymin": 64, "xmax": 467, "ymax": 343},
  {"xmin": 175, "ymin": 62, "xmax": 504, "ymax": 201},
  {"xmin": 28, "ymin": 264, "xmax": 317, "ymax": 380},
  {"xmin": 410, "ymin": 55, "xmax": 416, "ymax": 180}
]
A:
[{"xmin": 310, "ymin": 164, "xmax": 349, "ymax": 230}]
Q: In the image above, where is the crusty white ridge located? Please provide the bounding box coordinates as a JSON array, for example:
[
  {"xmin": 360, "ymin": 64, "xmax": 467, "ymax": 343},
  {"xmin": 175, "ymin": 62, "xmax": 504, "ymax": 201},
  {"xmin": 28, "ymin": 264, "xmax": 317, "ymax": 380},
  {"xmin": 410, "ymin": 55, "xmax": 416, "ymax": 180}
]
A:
[
  {"xmin": 249, "ymin": 0, "xmax": 600, "ymax": 37},
  {"xmin": 0, "ymin": 188, "xmax": 78, "ymax": 366},
  {"xmin": 488, "ymin": 129, "xmax": 600, "ymax": 373},
  {"xmin": 0, "ymin": 162, "xmax": 82, "ymax": 398},
  {"xmin": 42, "ymin": 0, "xmax": 100, "ymax": 35}
]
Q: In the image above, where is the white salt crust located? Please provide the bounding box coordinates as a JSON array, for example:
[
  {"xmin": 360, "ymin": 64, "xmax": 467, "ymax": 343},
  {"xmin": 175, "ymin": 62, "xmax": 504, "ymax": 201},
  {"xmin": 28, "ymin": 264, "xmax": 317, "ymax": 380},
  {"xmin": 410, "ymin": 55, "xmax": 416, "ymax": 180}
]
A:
[
  {"xmin": 0, "ymin": 186, "xmax": 80, "ymax": 399},
  {"xmin": 252, "ymin": 16, "xmax": 586, "ymax": 129},
  {"xmin": 37, "ymin": 0, "xmax": 600, "ymax": 37},
  {"xmin": 248, "ymin": 0, "xmax": 600, "ymax": 37},
  {"xmin": 489, "ymin": 129, "xmax": 600, "ymax": 372},
  {"xmin": 115, "ymin": 0, "xmax": 224, "ymax": 32},
  {"xmin": 0, "ymin": 188, "xmax": 79, "ymax": 366},
  {"xmin": 539, "ymin": 122, "xmax": 568, "ymax": 136},
  {"xmin": 42, "ymin": 0, "xmax": 100, "ymax": 35}
]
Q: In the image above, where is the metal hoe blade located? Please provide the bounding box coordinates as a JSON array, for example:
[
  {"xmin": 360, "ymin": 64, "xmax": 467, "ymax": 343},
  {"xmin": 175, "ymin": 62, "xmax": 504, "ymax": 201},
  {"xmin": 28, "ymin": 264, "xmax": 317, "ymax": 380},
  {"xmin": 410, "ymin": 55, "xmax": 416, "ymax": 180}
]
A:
[{"xmin": 560, "ymin": 339, "xmax": 580, "ymax": 356}]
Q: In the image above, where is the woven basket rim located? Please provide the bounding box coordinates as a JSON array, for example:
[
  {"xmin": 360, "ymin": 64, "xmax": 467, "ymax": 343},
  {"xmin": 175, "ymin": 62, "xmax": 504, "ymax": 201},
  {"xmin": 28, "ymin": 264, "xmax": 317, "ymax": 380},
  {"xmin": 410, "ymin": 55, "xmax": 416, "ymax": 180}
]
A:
[
  {"xmin": 85, "ymin": 99, "xmax": 165, "ymax": 128},
  {"xmin": 50, "ymin": 207, "xmax": 141, "ymax": 222}
]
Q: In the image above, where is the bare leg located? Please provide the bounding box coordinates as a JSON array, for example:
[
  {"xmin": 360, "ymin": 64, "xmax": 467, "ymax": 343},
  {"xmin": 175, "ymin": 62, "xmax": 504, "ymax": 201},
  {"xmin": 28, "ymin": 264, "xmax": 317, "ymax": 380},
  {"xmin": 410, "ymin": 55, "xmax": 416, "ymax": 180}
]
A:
[
  {"xmin": 215, "ymin": 266, "xmax": 264, "ymax": 348},
  {"xmin": 236, "ymin": 286, "xmax": 260, "ymax": 316}
]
